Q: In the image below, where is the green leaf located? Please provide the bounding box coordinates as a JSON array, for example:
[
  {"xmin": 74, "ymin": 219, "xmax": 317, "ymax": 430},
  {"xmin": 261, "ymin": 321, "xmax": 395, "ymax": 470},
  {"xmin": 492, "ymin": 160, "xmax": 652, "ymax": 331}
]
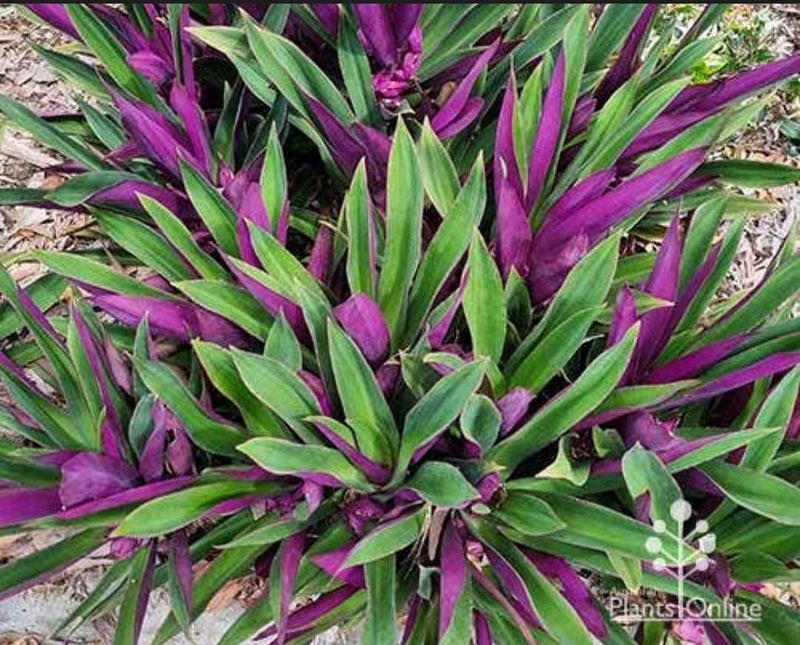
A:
[
  {"xmin": 338, "ymin": 13, "xmax": 380, "ymax": 126},
  {"xmin": 239, "ymin": 437, "xmax": 374, "ymax": 493},
  {"xmin": 470, "ymin": 519, "xmax": 593, "ymax": 645},
  {"xmin": 407, "ymin": 462, "xmax": 479, "ymax": 508},
  {"xmin": 608, "ymin": 551, "xmax": 642, "ymax": 593},
  {"xmin": 363, "ymin": 555, "xmax": 397, "ymax": 645},
  {"xmin": 114, "ymin": 481, "xmax": 278, "ymax": 538},
  {"xmin": 0, "ymin": 95, "xmax": 108, "ymax": 170},
  {"xmin": 491, "ymin": 324, "xmax": 639, "ymax": 470},
  {"xmin": 261, "ymin": 124, "xmax": 287, "ymax": 231},
  {"xmin": 463, "ymin": 232, "xmax": 506, "ymax": 363},
  {"xmin": 0, "ymin": 528, "xmax": 107, "ymax": 598},
  {"xmin": 327, "ymin": 320, "xmax": 397, "ymax": 462},
  {"xmin": 538, "ymin": 434, "xmax": 590, "ymax": 486},
  {"xmin": 175, "ymin": 280, "xmax": 271, "ymax": 340},
  {"xmin": 113, "ymin": 543, "xmax": 154, "ymax": 645},
  {"xmin": 30, "ymin": 43, "xmax": 107, "ymax": 98},
  {"xmin": 622, "ymin": 445, "xmax": 684, "ymax": 536},
  {"xmin": 140, "ymin": 195, "xmax": 230, "ymax": 282},
  {"xmin": 344, "ymin": 506, "xmax": 426, "ymax": 567},
  {"xmin": 37, "ymin": 252, "xmax": 170, "ymax": 298},
  {"xmin": 135, "ymin": 357, "xmax": 247, "ymax": 456},
  {"xmin": 48, "ymin": 171, "xmax": 139, "ymax": 206},
  {"xmin": 263, "ymin": 313, "xmax": 302, "ymax": 371},
  {"xmin": 180, "ymin": 159, "xmax": 238, "ymax": 256},
  {"xmin": 232, "ymin": 349, "xmax": 321, "ymax": 444},
  {"xmin": 378, "ymin": 120, "xmax": 424, "ymax": 343},
  {"xmin": 344, "ymin": 161, "xmax": 377, "ymax": 298},
  {"xmin": 679, "ymin": 197, "xmax": 726, "ymax": 290},
  {"xmin": 508, "ymin": 234, "xmax": 619, "ymax": 374},
  {"xmin": 508, "ymin": 307, "xmax": 600, "ymax": 392},
  {"xmin": 417, "ymin": 120, "xmax": 460, "ymax": 216},
  {"xmin": 698, "ymin": 160, "xmax": 800, "ymax": 188},
  {"xmin": 701, "ymin": 460, "xmax": 800, "ymax": 526},
  {"xmin": 93, "ymin": 210, "xmax": 194, "ymax": 282},
  {"xmin": 245, "ymin": 20, "xmax": 352, "ymax": 123},
  {"xmin": 459, "ymin": 394, "xmax": 501, "ymax": 455},
  {"xmin": 586, "ymin": 4, "xmax": 648, "ymax": 71},
  {"xmin": 193, "ymin": 341, "xmax": 289, "ymax": 439},
  {"xmin": 66, "ymin": 5, "xmax": 158, "ymax": 105},
  {"xmin": 394, "ymin": 360, "xmax": 487, "ymax": 481},
  {"xmin": 494, "ymin": 491, "xmax": 566, "ymax": 536},
  {"xmin": 406, "ymin": 154, "xmax": 484, "ymax": 343},
  {"xmin": 534, "ymin": 492, "xmax": 693, "ymax": 563}
]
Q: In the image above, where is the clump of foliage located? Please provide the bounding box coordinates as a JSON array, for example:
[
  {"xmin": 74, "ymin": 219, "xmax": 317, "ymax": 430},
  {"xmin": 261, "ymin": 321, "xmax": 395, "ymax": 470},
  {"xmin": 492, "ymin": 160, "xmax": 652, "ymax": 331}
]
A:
[{"xmin": 2, "ymin": 4, "xmax": 800, "ymax": 644}]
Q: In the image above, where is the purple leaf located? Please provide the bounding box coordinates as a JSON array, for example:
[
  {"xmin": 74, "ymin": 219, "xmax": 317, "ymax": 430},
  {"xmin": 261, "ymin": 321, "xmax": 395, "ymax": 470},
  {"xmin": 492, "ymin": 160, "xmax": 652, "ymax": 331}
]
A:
[
  {"xmin": 494, "ymin": 75, "xmax": 524, "ymax": 208},
  {"xmin": 526, "ymin": 52, "xmax": 566, "ymax": 211},
  {"xmin": 299, "ymin": 370, "xmax": 333, "ymax": 417},
  {"xmin": 311, "ymin": 5, "xmax": 340, "ymax": 35},
  {"xmin": 114, "ymin": 95, "xmax": 190, "ymax": 181},
  {"xmin": 595, "ymin": 5, "xmax": 658, "ymax": 106},
  {"xmin": 608, "ymin": 287, "xmax": 638, "ymax": 348},
  {"xmin": 133, "ymin": 545, "xmax": 157, "ymax": 645},
  {"xmin": 496, "ymin": 174, "xmax": 532, "ymax": 279},
  {"xmin": 401, "ymin": 594, "xmax": 422, "ymax": 644},
  {"xmin": 376, "ymin": 362, "xmax": 400, "ymax": 399},
  {"xmin": 170, "ymin": 83, "xmax": 212, "ymax": 177},
  {"xmin": 306, "ymin": 97, "xmax": 365, "ymax": 175},
  {"xmin": 644, "ymin": 334, "xmax": 748, "ymax": 384},
  {"xmin": 333, "ymin": 294, "xmax": 390, "ymax": 367},
  {"xmin": 91, "ymin": 181, "xmax": 189, "ymax": 218},
  {"xmin": 527, "ymin": 551, "xmax": 607, "ymax": 638},
  {"xmin": 567, "ymin": 97, "xmax": 596, "ymax": 139},
  {"xmin": 621, "ymin": 412, "xmax": 680, "ymax": 450},
  {"xmin": 256, "ymin": 587, "xmax": 358, "ymax": 641},
  {"xmin": 139, "ymin": 402, "xmax": 169, "ymax": 482},
  {"xmin": 59, "ymin": 452, "xmax": 139, "ymax": 508},
  {"xmin": 387, "ymin": 4, "xmax": 423, "ymax": 44},
  {"xmin": 310, "ymin": 420, "xmax": 390, "ymax": 484},
  {"xmin": 307, "ymin": 225, "xmax": 333, "ymax": 283},
  {"xmin": 128, "ymin": 51, "xmax": 172, "ymax": 86},
  {"xmin": 0, "ymin": 486, "xmax": 61, "ymax": 527},
  {"xmin": 310, "ymin": 545, "xmax": 365, "ymax": 588},
  {"xmin": 656, "ymin": 352, "xmax": 800, "ymax": 409},
  {"xmin": 544, "ymin": 169, "xmax": 614, "ymax": 227},
  {"xmin": 484, "ymin": 548, "xmax": 541, "ymax": 626},
  {"xmin": 275, "ymin": 533, "xmax": 306, "ymax": 645},
  {"xmin": 497, "ymin": 387, "xmax": 535, "ymax": 436},
  {"xmin": 353, "ymin": 5, "xmax": 396, "ymax": 67},
  {"xmin": 26, "ymin": 4, "xmax": 80, "ymax": 40},
  {"xmin": 432, "ymin": 41, "xmax": 499, "ymax": 138},
  {"xmin": 92, "ymin": 295, "xmax": 250, "ymax": 346},
  {"xmin": 57, "ymin": 476, "xmax": 194, "ymax": 520},
  {"xmin": 439, "ymin": 524, "xmax": 468, "ymax": 640},
  {"xmin": 474, "ymin": 611, "xmax": 492, "ymax": 645}
]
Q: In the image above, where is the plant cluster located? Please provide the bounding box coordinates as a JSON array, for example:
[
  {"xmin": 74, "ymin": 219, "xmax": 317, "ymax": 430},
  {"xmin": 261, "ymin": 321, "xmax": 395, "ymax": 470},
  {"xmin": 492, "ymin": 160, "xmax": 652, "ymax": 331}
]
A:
[{"xmin": 1, "ymin": 4, "xmax": 800, "ymax": 644}]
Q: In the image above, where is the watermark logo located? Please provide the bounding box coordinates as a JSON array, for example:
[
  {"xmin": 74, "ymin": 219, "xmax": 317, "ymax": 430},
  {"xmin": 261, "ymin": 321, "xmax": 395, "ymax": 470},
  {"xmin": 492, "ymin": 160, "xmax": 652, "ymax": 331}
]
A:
[{"xmin": 608, "ymin": 499, "xmax": 761, "ymax": 625}]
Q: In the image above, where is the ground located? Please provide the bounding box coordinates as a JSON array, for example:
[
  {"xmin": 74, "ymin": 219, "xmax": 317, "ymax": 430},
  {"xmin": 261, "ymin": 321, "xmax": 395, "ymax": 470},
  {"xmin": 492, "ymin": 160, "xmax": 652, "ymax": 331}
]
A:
[{"xmin": 0, "ymin": 4, "xmax": 799, "ymax": 644}]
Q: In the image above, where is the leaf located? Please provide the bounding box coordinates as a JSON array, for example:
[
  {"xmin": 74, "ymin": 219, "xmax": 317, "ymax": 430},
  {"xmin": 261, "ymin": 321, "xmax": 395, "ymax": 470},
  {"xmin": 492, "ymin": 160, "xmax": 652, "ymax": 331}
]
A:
[
  {"xmin": 261, "ymin": 124, "xmax": 287, "ymax": 231},
  {"xmin": 607, "ymin": 551, "xmax": 642, "ymax": 593},
  {"xmin": 232, "ymin": 349, "xmax": 321, "ymax": 444},
  {"xmin": 140, "ymin": 195, "xmax": 229, "ymax": 282},
  {"xmin": 114, "ymin": 481, "xmax": 277, "ymax": 538},
  {"xmin": 37, "ymin": 252, "xmax": 170, "ymax": 298},
  {"xmin": 406, "ymin": 462, "xmax": 479, "ymax": 508},
  {"xmin": 470, "ymin": 520, "xmax": 593, "ymax": 645},
  {"xmin": 494, "ymin": 491, "xmax": 566, "ymax": 536},
  {"xmin": 508, "ymin": 307, "xmax": 600, "ymax": 392},
  {"xmin": 344, "ymin": 161, "xmax": 377, "ymax": 298},
  {"xmin": 463, "ymin": 232, "xmax": 506, "ymax": 363},
  {"xmin": 113, "ymin": 544, "xmax": 155, "ymax": 645},
  {"xmin": 698, "ymin": 160, "xmax": 800, "ymax": 188},
  {"xmin": 180, "ymin": 159, "xmax": 238, "ymax": 256},
  {"xmin": 263, "ymin": 313, "xmax": 302, "ymax": 372},
  {"xmin": 327, "ymin": 319, "xmax": 397, "ymax": 460},
  {"xmin": 491, "ymin": 324, "xmax": 639, "ymax": 470},
  {"xmin": 700, "ymin": 460, "xmax": 800, "ymax": 526},
  {"xmin": 377, "ymin": 120, "xmax": 424, "ymax": 343},
  {"xmin": 405, "ymin": 153, "xmax": 484, "ymax": 341},
  {"xmin": 418, "ymin": 120, "xmax": 460, "ymax": 215},
  {"xmin": 344, "ymin": 507, "xmax": 426, "ymax": 567},
  {"xmin": 175, "ymin": 280, "xmax": 271, "ymax": 340},
  {"xmin": 538, "ymin": 434, "xmax": 590, "ymax": 486},
  {"xmin": 394, "ymin": 360, "xmax": 487, "ymax": 481},
  {"xmin": 93, "ymin": 211, "xmax": 194, "ymax": 283},
  {"xmin": 135, "ymin": 357, "xmax": 247, "ymax": 456},
  {"xmin": 586, "ymin": 4, "xmax": 648, "ymax": 71},
  {"xmin": 363, "ymin": 555, "xmax": 397, "ymax": 645},
  {"xmin": 66, "ymin": 5, "xmax": 158, "ymax": 105},
  {"xmin": 338, "ymin": 12, "xmax": 380, "ymax": 126},
  {"xmin": 622, "ymin": 445, "xmax": 684, "ymax": 536},
  {"xmin": 459, "ymin": 394, "xmax": 501, "ymax": 455},
  {"xmin": 0, "ymin": 95, "xmax": 107, "ymax": 170},
  {"xmin": 0, "ymin": 528, "xmax": 106, "ymax": 599},
  {"xmin": 239, "ymin": 437, "xmax": 374, "ymax": 492}
]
